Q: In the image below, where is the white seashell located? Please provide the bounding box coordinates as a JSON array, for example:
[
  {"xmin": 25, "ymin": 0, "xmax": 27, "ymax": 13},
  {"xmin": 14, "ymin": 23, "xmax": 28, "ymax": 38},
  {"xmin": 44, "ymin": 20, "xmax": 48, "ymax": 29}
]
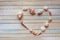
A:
[{"xmin": 41, "ymin": 26, "xmax": 46, "ymax": 30}]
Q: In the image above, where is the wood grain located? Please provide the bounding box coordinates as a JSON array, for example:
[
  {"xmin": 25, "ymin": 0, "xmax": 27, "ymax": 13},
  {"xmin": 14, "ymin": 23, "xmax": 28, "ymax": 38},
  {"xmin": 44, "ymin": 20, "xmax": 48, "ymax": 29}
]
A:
[{"xmin": 0, "ymin": 0, "xmax": 60, "ymax": 40}]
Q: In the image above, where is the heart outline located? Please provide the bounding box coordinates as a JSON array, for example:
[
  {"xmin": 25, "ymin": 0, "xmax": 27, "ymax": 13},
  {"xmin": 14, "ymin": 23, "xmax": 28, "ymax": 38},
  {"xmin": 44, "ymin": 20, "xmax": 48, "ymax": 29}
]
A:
[{"xmin": 17, "ymin": 6, "xmax": 52, "ymax": 36}]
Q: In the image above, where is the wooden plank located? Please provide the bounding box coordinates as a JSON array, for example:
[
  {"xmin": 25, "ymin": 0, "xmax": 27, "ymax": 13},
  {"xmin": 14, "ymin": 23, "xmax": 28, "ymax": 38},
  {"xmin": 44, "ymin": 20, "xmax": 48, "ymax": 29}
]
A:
[
  {"xmin": 0, "ymin": 29, "xmax": 59, "ymax": 33},
  {"xmin": 0, "ymin": 0, "xmax": 60, "ymax": 1},
  {"xmin": 0, "ymin": 9, "xmax": 60, "ymax": 16},
  {"xmin": 0, "ymin": 34, "xmax": 59, "ymax": 37},
  {"xmin": 0, "ymin": 20, "xmax": 60, "ymax": 23},
  {"xmin": 0, "ymin": 23, "xmax": 60, "ymax": 29},
  {"xmin": 0, "ymin": 37, "xmax": 60, "ymax": 40},
  {"xmin": 0, "ymin": 16, "xmax": 60, "ymax": 20},
  {"xmin": 0, "ymin": 6, "xmax": 60, "ymax": 9},
  {"xmin": 0, "ymin": 1, "xmax": 60, "ymax": 6}
]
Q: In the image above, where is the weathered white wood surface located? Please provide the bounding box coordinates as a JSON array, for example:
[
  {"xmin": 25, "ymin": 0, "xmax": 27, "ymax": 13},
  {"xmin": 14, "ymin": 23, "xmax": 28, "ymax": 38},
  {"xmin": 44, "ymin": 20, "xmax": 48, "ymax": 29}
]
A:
[{"xmin": 0, "ymin": 0, "xmax": 60, "ymax": 40}]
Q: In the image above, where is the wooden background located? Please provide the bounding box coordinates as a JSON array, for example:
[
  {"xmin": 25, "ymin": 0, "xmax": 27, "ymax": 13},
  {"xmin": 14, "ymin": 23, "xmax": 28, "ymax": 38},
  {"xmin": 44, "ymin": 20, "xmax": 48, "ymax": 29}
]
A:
[{"xmin": 0, "ymin": 0, "xmax": 60, "ymax": 40}]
